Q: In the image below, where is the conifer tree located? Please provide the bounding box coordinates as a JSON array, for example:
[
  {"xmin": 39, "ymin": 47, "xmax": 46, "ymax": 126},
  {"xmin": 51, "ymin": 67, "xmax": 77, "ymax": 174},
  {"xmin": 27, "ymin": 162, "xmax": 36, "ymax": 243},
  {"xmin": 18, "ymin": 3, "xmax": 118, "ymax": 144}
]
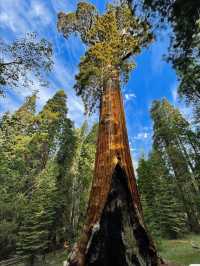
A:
[
  {"xmin": 16, "ymin": 162, "xmax": 58, "ymax": 266},
  {"xmin": 138, "ymin": 150, "xmax": 186, "ymax": 239},
  {"xmin": 150, "ymin": 99, "xmax": 200, "ymax": 232},
  {"xmin": 53, "ymin": 117, "xmax": 77, "ymax": 248},
  {"xmin": 69, "ymin": 123, "xmax": 98, "ymax": 239},
  {"xmin": 140, "ymin": 0, "xmax": 200, "ymax": 113},
  {"xmin": 0, "ymin": 90, "xmax": 77, "ymax": 261},
  {"xmin": 137, "ymin": 156, "xmax": 160, "ymax": 238},
  {"xmin": 30, "ymin": 90, "xmax": 68, "ymax": 172},
  {"xmin": 0, "ymin": 94, "xmax": 37, "ymax": 258}
]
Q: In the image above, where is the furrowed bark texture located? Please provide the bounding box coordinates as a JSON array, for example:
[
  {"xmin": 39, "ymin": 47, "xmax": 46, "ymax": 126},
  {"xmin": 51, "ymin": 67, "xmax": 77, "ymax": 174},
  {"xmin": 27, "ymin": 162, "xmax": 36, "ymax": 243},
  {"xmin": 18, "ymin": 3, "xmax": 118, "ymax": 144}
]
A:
[{"xmin": 67, "ymin": 73, "xmax": 159, "ymax": 266}]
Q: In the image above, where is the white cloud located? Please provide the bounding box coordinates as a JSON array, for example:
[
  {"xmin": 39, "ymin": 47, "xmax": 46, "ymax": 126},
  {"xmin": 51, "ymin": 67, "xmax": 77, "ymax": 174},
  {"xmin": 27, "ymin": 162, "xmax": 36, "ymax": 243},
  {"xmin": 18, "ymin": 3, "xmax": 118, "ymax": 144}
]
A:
[
  {"xmin": 0, "ymin": 96, "xmax": 19, "ymax": 115},
  {"xmin": 0, "ymin": 1, "xmax": 29, "ymax": 34},
  {"xmin": 179, "ymin": 105, "xmax": 193, "ymax": 122},
  {"xmin": 0, "ymin": 0, "xmax": 92, "ymax": 128},
  {"xmin": 0, "ymin": 84, "xmax": 85, "ymax": 128},
  {"xmin": 0, "ymin": 79, "xmax": 57, "ymax": 116},
  {"xmin": 37, "ymin": 88, "xmax": 55, "ymax": 107},
  {"xmin": 172, "ymin": 87, "xmax": 178, "ymax": 103},
  {"xmin": 129, "ymin": 140, "xmax": 136, "ymax": 152},
  {"xmin": 0, "ymin": 12, "xmax": 16, "ymax": 32},
  {"xmin": 124, "ymin": 93, "xmax": 136, "ymax": 101},
  {"xmin": 170, "ymin": 81, "xmax": 179, "ymax": 104},
  {"xmin": 53, "ymin": 56, "xmax": 75, "ymax": 85},
  {"xmin": 67, "ymin": 94, "xmax": 84, "ymax": 126},
  {"xmin": 69, "ymin": 98, "xmax": 84, "ymax": 113},
  {"xmin": 133, "ymin": 160, "xmax": 138, "ymax": 172},
  {"xmin": 50, "ymin": 0, "xmax": 75, "ymax": 13},
  {"xmin": 49, "ymin": 58, "xmax": 85, "ymax": 126},
  {"xmin": 30, "ymin": 1, "xmax": 52, "ymax": 26},
  {"xmin": 170, "ymin": 81, "xmax": 193, "ymax": 122},
  {"xmin": 0, "ymin": 0, "xmax": 54, "ymax": 35},
  {"xmin": 150, "ymin": 42, "xmax": 165, "ymax": 74},
  {"xmin": 133, "ymin": 132, "xmax": 149, "ymax": 140},
  {"xmin": 149, "ymin": 29, "xmax": 171, "ymax": 75},
  {"xmin": 129, "ymin": 149, "xmax": 139, "ymax": 176}
]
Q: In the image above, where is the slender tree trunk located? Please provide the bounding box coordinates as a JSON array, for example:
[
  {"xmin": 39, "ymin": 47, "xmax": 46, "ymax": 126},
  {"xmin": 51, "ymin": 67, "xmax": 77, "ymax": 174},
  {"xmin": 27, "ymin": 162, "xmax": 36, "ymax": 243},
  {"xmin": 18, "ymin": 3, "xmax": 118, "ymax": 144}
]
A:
[
  {"xmin": 177, "ymin": 136, "xmax": 200, "ymax": 193},
  {"xmin": 70, "ymin": 130, "xmax": 87, "ymax": 239},
  {"xmin": 26, "ymin": 254, "xmax": 35, "ymax": 266},
  {"xmin": 164, "ymin": 141, "xmax": 200, "ymax": 233},
  {"xmin": 67, "ymin": 71, "xmax": 159, "ymax": 266}
]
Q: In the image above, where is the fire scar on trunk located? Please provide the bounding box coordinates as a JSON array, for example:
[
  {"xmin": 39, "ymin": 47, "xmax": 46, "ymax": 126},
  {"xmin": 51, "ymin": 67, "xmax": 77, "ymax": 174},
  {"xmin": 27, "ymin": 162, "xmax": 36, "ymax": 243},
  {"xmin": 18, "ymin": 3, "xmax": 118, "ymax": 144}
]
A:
[{"xmin": 86, "ymin": 163, "xmax": 156, "ymax": 266}]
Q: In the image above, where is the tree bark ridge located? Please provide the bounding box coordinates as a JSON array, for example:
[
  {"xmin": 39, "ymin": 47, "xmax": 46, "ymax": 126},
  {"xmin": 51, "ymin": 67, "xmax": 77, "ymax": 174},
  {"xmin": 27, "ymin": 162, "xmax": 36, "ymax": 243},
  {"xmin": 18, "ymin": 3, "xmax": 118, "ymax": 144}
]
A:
[{"xmin": 67, "ymin": 73, "xmax": 159, "ymax": 266}]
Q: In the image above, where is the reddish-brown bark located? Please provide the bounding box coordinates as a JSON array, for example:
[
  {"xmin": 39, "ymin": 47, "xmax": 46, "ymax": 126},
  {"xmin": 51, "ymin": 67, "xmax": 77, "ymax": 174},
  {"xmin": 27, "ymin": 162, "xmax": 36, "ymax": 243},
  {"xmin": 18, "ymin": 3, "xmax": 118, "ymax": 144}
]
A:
[{"xmin": 67, "ymin": 73, "xmax": 160, "ymax": 266}]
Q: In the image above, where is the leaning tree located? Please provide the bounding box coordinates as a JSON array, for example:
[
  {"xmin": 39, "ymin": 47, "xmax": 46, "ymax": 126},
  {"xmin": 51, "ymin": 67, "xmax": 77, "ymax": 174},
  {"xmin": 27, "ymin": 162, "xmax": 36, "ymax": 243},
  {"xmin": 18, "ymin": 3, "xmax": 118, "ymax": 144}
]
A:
[{"xmin": 57, "ymin": 2, "xmax": 161, "ymax": 265}]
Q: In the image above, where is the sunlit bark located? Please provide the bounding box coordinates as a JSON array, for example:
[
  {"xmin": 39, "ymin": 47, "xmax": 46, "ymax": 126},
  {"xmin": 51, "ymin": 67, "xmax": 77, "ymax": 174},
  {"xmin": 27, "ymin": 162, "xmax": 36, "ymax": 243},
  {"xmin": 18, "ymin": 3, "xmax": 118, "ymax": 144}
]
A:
[{"xmin": 67, "ymin": 72, "xmax": 159, "ymax": 266}]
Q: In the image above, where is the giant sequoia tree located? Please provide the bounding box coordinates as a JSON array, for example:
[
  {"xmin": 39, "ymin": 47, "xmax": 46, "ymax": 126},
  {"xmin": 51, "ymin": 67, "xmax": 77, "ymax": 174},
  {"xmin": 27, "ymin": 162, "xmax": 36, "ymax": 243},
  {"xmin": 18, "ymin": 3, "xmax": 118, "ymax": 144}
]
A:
[{"xmin": 58, "ymin": 2, "xmax": 160, "ymax": 265}]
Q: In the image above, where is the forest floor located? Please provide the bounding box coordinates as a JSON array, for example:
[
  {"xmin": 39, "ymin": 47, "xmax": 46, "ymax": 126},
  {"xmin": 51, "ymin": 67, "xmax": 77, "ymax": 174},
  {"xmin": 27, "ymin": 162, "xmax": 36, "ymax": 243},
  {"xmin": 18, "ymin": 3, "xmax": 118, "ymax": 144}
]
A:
[
  {"xmin": 159, "ymin": 234, "xmax": 200, "ymax": 266},
  {"xmin": 22, "ymin": 234, "xmax": 200, "ymax": 265}
]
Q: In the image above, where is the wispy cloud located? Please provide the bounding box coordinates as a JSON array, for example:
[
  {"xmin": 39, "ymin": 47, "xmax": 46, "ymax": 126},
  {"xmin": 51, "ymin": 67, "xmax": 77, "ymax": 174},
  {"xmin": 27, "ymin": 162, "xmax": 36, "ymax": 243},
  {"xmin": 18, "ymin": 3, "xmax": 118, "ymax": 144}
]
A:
[
  {"xmin": 0, "ymin": 0, "xmax": 29, "ymax": 34},
  {"xmin": 170, "ymin": 81, "xmax": 193, "ymax": 122},
  {"xmin": 29, "ymin": 1, "xmax": 52, "ymax": 26},
  {"xmin": 133, "ymin": 132, "xmax": 150, "ymax": 140},
  {"xmin": 0, "ymin": 95, "xmax": 20, "ymax": 115},
  {"xmin": 149, "ymin": 32, "xmax": 170, "ymax": 75},
  {"xmin": 129, "ymin": 140, "xmax": 139, "ymax": 174},
  {"xmin": 0, "ymin": 0, "xmax": 87, "ymax": 127},
  {"xmin": 170, "ymin": 81, "xmax": 179, "ymax": 104},
  {"xmin": 0, "ymin": 0, "xmax": 55, "ymax": 34},
  {"xmin": 172, "ymin": 86, "xmax": 178, "ymax": 103},
  {"xmin": 124, "ymin": 93, "xmax": 136, "ymax": 101},
  {"xmin": 133, "ymin": 159, "xmax": 139, "ymax": 174},
  {"xmin": 50, "ymin": 0, "xmax": 76, "ymax": 14}
]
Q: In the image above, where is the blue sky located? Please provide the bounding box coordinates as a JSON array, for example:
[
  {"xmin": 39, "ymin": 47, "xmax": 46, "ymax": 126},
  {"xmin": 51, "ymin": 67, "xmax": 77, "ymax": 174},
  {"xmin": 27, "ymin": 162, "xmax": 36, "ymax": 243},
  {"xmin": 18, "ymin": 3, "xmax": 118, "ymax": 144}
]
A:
[{"xmin": 0, "ymin": 0, "xmax": 191, "ymax": 170}]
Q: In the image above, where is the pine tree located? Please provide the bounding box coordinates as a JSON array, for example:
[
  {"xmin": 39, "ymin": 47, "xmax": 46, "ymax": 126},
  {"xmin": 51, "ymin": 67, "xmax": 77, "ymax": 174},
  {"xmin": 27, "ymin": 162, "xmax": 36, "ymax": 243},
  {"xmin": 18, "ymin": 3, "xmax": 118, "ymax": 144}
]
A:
[
  {"xmin": 137, "ymin": 156, "xmax": 160, "ymax": 238},
  {"xmin": 15, "ymin": 90, "xmax": 75, "ymax": 263},
  {"xmin": 16, "ymin": 162, "xmax": 58, "ymax": 266},
  {"xmin": 31, "ymin": 90, "xmax": 68, "ymax": 172},
  {"xmin": 156, "ymin": 177, "xmax": 186, "ymax": 239},
  {"xmin": 0, "ymin": 89, "xmax": 77, "ymax": 261},
  {"xmin": 138, "ymin": 150, "xmax": 186, "ymax": 240},
  {"xmin": 70, "ymin": 123, "xmax": 98, "ymax": 239},
  {"xmin": 0, "ymin": 94, "xmax": 37, "ymax": 259},
  {"xmin": 52, "ymin": 117, "xmax": 77, "ymax": 248},
  {"xmin": 150, "ymin": 99, "xmax": 200, "ymax": 232}
]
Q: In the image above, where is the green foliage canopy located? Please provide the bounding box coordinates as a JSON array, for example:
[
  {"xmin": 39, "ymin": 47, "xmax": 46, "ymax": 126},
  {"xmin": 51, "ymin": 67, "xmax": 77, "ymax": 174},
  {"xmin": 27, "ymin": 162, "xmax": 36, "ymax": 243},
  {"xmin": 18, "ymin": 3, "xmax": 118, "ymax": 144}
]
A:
[
  {"xmin": 57, "ymin": 2, "xmax": 153, "ymax": 113},
  {"xmin": 140, "ymin": 0, "xmax": 200, "ymax": 124}
]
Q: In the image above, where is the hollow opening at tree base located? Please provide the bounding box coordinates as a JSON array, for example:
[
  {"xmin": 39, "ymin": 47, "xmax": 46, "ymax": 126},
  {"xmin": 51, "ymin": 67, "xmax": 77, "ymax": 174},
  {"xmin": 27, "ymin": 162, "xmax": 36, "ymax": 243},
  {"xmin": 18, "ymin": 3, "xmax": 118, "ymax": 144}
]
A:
[{"xmin": 86, "ymin": 164, "xmax": 158, "ymax": 266}]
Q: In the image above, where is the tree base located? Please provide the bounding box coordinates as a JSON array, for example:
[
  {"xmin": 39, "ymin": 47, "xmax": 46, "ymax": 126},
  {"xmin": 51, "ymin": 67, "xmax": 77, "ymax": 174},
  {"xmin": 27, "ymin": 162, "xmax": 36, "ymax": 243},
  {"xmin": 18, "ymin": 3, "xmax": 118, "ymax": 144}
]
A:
[{"xmin": 85, "ymin": 164, "xmax": 158, "ymax": 266}]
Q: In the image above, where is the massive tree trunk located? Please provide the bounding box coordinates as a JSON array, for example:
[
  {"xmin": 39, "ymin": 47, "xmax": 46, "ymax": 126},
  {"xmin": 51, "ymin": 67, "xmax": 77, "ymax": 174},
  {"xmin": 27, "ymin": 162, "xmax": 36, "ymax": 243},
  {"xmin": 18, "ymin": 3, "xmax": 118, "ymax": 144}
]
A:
[{"xmin": 67, "ymin": 72, "xmax": 160, "ymax": 266}]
